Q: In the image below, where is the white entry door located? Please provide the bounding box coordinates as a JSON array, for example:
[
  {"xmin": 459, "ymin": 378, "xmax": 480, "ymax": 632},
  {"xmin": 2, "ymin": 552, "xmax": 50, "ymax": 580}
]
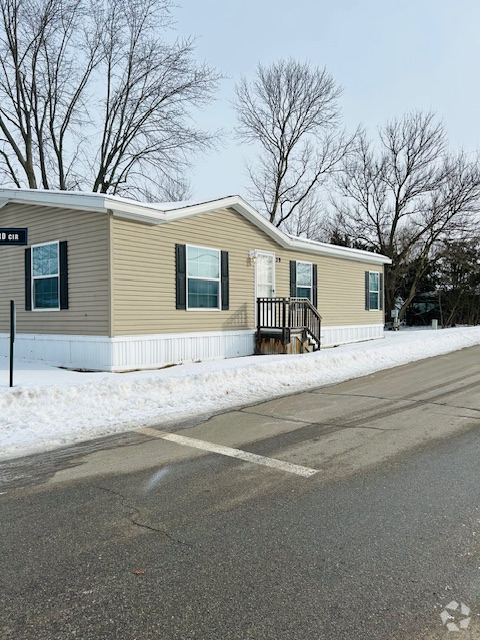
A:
[
  {"xmin": 255, "ymin": 251, "xmax": 276, "ymax": 326},
  {"xmin": 255, "ymin": 251, "xmax": 275, "ymax": 298}
]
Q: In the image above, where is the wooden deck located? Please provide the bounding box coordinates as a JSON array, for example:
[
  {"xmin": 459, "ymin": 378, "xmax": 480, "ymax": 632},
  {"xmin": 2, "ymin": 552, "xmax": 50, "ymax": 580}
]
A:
[{"xmin": 256, "ymin": 297, "xmax": 322, "ymax": 355}]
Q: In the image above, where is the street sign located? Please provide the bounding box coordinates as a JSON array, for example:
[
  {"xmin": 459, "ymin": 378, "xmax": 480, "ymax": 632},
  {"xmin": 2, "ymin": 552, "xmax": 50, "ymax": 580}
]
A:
[{"xmin": 0, "ymin": 228, "xmax": 28, "ymax": 245}]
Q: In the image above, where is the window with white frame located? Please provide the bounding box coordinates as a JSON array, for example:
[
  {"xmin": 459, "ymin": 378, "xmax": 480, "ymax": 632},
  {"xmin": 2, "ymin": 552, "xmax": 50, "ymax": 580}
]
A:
[
  {"xmin": 32, "ymin": 241, "xmax": 60, "ymax": 309},
  {"xmin": 187, "ymin": 245, "xmax": 221, "ymax": 309},
  {"xmin": 368, "ymin": 271, "xmax": 380, "ymax": 310},
  {"xmin": 296, "ymin": 261, "xmax": 313, "ymax": 300}
]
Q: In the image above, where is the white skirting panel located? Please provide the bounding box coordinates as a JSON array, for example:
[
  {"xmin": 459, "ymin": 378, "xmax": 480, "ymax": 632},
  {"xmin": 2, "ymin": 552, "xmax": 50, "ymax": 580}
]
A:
[
  {"xmin": 321, "ymin": 324, "xmax": 384, "ymax": 348},
  {"xmin": 0, "ymin": 330, "xmax": 257, "ymax": 372},
  {"xmin": 0, "ymin": 324, "xmax": 383, "ymax": 371},
  {"xmin": 110, "ymin": 330, "xmax": 256, "ymax": 371}
]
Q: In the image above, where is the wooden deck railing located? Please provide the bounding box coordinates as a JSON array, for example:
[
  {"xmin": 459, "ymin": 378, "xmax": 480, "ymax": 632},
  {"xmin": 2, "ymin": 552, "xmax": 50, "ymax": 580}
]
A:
[{"xmin": 256, "ymin": 297, "xmax": 322, "ymax": 350}]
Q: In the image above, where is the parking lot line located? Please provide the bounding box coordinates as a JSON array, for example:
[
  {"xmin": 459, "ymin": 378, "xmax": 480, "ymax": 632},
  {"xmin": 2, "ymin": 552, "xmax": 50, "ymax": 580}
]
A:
[{"xmin": 137, "ymin": 427, "xmax": 318, "ymax": 478}]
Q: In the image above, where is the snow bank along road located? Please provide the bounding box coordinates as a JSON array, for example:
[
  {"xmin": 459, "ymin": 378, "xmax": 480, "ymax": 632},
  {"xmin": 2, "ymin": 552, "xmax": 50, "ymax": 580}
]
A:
[{"xmin": 0, "ymin": 326, "xmax": 479, "ymax": 462}]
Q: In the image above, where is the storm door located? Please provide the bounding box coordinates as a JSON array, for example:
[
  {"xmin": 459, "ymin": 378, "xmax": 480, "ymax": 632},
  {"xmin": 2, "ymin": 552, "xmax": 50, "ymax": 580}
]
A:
[{"xmin": 255, "ymin": 251, "xmax": 276, "ymax": 326}]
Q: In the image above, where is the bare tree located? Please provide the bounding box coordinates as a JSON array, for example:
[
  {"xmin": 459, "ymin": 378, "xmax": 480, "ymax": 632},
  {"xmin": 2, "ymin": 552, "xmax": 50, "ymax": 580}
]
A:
[
  {"xmin": 436, "ymin": 237, "xmax": 480, "ymax": 326},
  {"xmin": 233, "ymin": 58, "xmax": 355, "ymax": 229},
  {"xmin": 330, "ymin": 111, "xmax": 480, "ymax": 319},
  {"xmin": 0, "ymin": 0, "xmax": 98, "ymax": 189},
  {"xmin": 280, "ymin": 191, "xmax": 325, "ymax": 240},
  {"xmin": 0, "ymin": 0, "xmax": 220, "ymax": 198}
]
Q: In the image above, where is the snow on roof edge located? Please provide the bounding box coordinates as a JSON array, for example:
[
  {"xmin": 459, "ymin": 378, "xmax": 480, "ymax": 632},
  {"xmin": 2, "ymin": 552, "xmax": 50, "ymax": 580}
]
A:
[{"xmin": 0, "ymin": 188, "xmax": 391, "ymax": 264}]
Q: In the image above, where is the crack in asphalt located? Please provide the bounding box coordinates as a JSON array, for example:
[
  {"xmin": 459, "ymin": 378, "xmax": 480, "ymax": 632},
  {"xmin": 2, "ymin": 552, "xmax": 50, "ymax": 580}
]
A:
[
  {"xmin": 96, "ymin": 485, "xmax": 193, "ymax": 548},
  {"xmin": 314, "ymin": 378, "xmax": 480, "ymax": 412},
  {"xmin": 317, "ymin": 391, "xmax": 480, "ymax": 415},
  {"xmin": 241, "ymin": 391, "xmax": 480, "ymax": 435},
  {"xmin": 240, "ymin": 405, "xmax": 395, "ymax": 430}
]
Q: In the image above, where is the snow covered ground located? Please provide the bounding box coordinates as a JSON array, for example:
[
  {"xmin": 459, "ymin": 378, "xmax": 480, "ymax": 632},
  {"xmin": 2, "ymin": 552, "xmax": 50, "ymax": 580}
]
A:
[{"xmin": 1, "ymin": 326, "xmax": 479, "ymax": 462}]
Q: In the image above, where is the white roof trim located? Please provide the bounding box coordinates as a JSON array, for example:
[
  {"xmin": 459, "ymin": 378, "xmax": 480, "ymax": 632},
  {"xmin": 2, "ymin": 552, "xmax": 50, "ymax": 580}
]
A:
[
  {"xmin": 0, "ymin": 188, "xmax": 167, "ymax": 224},
  {"xmin": 0, "ymin": 188, "xmax": 391, "ymax": 265}
]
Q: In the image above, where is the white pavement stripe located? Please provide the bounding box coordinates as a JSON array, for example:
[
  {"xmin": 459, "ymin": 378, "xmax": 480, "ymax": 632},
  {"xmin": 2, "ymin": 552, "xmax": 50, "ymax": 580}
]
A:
[{"xmin": 137, "ymin": 427, "xmax": 318, "ymax": 478}]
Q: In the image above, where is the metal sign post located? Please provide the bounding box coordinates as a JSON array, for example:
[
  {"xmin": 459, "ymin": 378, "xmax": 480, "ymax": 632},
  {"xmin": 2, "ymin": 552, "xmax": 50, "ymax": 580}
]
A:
[
  {"xmin": 10, "ymin": 300, "xmax": 15, "ymax": 388},
  {"xmin": 0, "ymin": 230, "xmax": 28, "ymax": 386}
]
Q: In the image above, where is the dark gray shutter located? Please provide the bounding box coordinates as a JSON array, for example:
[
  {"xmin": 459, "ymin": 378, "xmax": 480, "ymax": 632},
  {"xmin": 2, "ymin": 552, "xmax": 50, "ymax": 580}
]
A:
[
  {"xmin": 25, "ymin": 248, "xmax": 32, "ymax": 311},
  {"xmin": 312, "ymin": 264, "xmax": 318, "ymax": 308},
  {"xmin": 365, "ymin": 271, "xmax": 370, "ymax": 310},
  {"xmin": 289, "ymin": 261, "xmax": 296, "ymax": 297},
  {"xmin": 379, "ymin": 272, "xmax": 384, "ymax": 311},
  {"xmin": 175, "ymin": 244, "xmax": 186, "ymax": 310},
  {"xmin": 59, "ymin": 241, "xmax": 69, "ymax": 309},
  {"xmin": 221, "ymin": 251, "xmax": 229, "ymax": 310}
]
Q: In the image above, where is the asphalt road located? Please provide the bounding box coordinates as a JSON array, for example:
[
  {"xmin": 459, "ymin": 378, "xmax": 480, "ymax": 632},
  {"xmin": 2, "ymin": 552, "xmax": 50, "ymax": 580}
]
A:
[{"xmin": 1, "ymin": 346, "xmax": 479, "ymax": 639}]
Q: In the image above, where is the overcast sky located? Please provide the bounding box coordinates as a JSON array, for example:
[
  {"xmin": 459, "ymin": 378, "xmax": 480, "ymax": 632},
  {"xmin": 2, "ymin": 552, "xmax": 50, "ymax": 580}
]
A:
[{"xmin": 174, "ymin": 0, "xmax": 480, "ymax": 203}]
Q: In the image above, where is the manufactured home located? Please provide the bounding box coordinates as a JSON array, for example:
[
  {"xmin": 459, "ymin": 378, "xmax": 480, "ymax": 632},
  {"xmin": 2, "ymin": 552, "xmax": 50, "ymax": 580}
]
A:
[{"xmin": 0, "ymin": 189, "xmax": 391, "ymax": 371}]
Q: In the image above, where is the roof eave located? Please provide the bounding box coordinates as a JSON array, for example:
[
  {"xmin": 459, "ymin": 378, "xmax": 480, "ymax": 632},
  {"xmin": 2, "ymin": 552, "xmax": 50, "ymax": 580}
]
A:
[
  {"xmin": 287, "ymin": 237, "xmax": 392, "ymax": 265},
  {"xmin": 0, "ymin": 189, "xmax": 392, "ymax": 264},
  {"xmin": 161, "ymin": 195, "xmax": 392, "ymax": 265},
  {"xmin": 228, "ymin": 198, "xmax": 391, "ymax": 265},
  {"xmin": 0, "ymin": 189, "xmax": 166, "ymax": 224}
]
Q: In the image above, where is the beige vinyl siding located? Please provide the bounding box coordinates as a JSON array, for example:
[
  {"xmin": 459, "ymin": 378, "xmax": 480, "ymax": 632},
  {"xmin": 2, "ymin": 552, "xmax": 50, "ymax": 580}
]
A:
[
  {"xmin": 272, "ymin": 250, "xmax": 383, "ymax": 326},
  {"xmin": 111, "ymin": 208, "xmax": 263, "ymax": 335},
  {"xmin": 316, "ymin": 259, "xmax": 382, "ymax": 325},
  {"xmin": 0, "ymin": 203, "xmax": 110, "ymax": 336},
  {"xmin": 111, "ymin": 207, "xmax": 384, "ymax": 336}
]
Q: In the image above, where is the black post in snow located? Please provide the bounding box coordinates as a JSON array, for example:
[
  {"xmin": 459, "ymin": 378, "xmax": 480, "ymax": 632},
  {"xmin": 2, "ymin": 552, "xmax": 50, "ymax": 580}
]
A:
[{"xmin": 9, "ymin": 300, "xmax": 15, "ymax": 388}]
